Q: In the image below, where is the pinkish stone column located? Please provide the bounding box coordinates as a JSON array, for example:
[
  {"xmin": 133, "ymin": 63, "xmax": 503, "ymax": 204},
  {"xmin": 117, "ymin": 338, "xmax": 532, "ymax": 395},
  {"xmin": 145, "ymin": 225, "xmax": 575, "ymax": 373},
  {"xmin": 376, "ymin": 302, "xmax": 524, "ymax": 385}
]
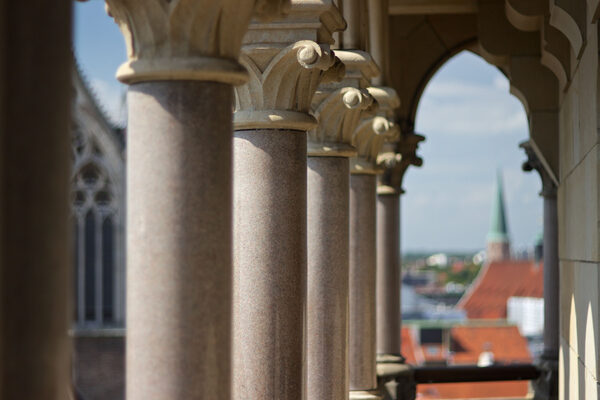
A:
[
  {"xmin": 348, "ymin": 109, "xmax": 401, "ymax": 400},
  {"xmin": 1, "ymin": 2, "xmax": 72, "ymax": 398},
  {"xmin": 307, "ymin": 156, "xmax": 351, "ymax": 400},
  {"xmin": 306, "ymin": 83, "xmax": 373, "ymax": 400},
  {"xmin": 376, "ymin": 187, "xmax": 402, "ymax": 358},
  {"xmin": 233, "ymin": 128, "xmax": 307, "ymax": 399},
  {"xmin": 105, "ymin": 1, "xmax": 289, "ymax": 398},
  {"xmin": 127, "ymin": 81, "xmax": 234, "ymax": 399},
  {"xmin": 349, "ymin": 172, "xmax": 380, "ymax": 398},
  {"xmin": 233, "ymin": 6, "xmax": 344, "ymax": 398}
]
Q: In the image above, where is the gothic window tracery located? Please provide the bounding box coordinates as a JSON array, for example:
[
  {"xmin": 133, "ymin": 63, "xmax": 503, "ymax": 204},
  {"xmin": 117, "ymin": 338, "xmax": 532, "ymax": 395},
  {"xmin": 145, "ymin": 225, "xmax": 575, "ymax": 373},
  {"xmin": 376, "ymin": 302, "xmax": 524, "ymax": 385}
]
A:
[{"xmin": 71, "ymin": 128, "xmax": 117, "ymax": 327}]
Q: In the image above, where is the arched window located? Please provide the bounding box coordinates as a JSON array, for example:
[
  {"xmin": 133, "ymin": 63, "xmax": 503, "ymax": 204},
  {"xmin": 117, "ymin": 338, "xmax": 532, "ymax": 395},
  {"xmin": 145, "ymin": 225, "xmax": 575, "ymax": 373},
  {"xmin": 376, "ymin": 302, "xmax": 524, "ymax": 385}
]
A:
[{"xmin": 72, "ymin": 129, "xmax": 117, "ymax": 327}]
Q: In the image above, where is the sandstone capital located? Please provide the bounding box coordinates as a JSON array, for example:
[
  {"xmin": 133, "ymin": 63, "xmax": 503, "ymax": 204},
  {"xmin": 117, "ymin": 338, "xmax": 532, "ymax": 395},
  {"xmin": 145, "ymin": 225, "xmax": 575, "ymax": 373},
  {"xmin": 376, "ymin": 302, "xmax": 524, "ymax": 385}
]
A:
[
  {"xmin": 308, "ymin": 87, "xmax": 372, "ymax": 157},
  {"xmin": 105, "ymin": 0, "xmax": 290, "ymax": 85}
]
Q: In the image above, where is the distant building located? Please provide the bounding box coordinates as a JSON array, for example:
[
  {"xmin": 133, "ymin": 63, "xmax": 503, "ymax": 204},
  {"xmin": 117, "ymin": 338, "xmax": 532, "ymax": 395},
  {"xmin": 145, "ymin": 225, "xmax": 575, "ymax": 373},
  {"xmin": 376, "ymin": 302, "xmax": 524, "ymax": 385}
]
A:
[
  {"xmin": 426, "ymin": 253, "xmax": 449, "ymax": 268},
  {"xmin": 457, "ymin": 260, "xmax": 543, "ymax": 320},
  {"xmin": 486, "ymin": 171, "xmax": 511, "ymax": 262}
]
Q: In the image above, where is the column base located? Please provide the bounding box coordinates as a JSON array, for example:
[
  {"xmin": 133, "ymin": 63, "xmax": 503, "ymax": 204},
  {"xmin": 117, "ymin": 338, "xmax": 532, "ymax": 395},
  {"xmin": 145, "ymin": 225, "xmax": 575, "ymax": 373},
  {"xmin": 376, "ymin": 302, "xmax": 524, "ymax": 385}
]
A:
[
  {"xmin": 377, "ymin": 353, "xmax": 406, "ymax": 364},
  {"xmin": 350, "ymin": 390, "xmax": 383, "ymax": 400},
  {"xmin": 376, "ymin": 361, "xmax": 415, "ymax": 400},
  {"xmin": 532, "ymin": 355, "xmax": 558, "ymax": 400}
]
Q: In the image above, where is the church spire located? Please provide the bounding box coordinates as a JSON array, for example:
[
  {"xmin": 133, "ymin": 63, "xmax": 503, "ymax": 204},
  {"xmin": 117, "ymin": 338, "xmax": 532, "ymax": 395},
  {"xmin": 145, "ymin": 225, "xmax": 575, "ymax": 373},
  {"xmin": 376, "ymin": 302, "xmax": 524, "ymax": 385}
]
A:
[
  {"xmin": 487, "ymin": 170, "xmax": 509, "ymax": 242},
  {"xmin": 486, "ymin": 170, "xmax": 511, "ymax": 262}
]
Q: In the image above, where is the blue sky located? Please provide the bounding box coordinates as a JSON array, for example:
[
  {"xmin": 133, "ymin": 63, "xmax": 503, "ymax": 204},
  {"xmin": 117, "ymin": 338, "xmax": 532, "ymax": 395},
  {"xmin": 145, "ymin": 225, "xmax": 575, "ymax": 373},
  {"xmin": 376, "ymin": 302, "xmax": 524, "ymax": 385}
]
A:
[{"xmin": 73, "ymin": 2, "xmax": 543, "ymax": 253}]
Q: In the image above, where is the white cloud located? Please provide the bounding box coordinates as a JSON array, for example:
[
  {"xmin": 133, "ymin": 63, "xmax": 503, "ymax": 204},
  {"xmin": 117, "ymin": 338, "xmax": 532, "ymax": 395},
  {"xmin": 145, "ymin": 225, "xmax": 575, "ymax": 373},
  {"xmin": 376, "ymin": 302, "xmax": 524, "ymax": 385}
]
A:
[
  {"xmin": 89, "ymin": 78, "xmax": 127, "ymax": 126},
  {"xmin": 416, "ymin": 78, "xmax": 528, "ymax": 137}
]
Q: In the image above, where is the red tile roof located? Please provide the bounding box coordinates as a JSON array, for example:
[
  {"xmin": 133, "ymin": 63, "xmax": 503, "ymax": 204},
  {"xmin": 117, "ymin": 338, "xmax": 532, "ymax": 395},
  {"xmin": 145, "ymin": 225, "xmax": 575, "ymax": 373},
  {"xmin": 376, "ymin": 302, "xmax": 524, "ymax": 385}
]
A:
[
  {"xmin": 401, "ymin": 325, "xmax": 532, "ymax": 399},
  {"xmin": 457, "ymin": 260, "xmax": 543, "ymax": 319},
  {"xmin": 450, "ymin": 325, "xmax": 531, "ymax": 364}
]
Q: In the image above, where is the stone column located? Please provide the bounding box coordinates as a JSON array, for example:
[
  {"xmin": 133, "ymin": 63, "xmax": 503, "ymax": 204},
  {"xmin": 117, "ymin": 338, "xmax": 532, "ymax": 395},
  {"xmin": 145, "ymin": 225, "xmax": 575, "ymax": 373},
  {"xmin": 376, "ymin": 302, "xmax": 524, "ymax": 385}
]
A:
[
  {"xmin": 233, "ymin": 3, "xmax": 344, "ymax": 399},
  {"xmin": 376, "ymin": 187, "xmax": 401, "ymax": 357},
  {"xmin": 521, "ymin": 141, "xmax": 558, "ymax": 400},
  {"xmin": 374, "ymin": 126, "xmax": 424, "ymax": 363},
  {"xmin": 105, "ymin": 2, "xmax": 288, "ymax": 398},
  {"xmin": 349, "ymin": 110, "xmax": 398, "ymax": 400},
  {"xmin": 306, "ymin": 49, "xmax": 377, "ymax": 400},
  {"xmin": 542, "ymin": 190, "xmax": 558, "ymax": 358},
  {"xmin": 1, "ymin": 2, "xmax": 72, "ymax": 398},
  {"xmin": 520, "ymin": 141, "xmax": 559, "ymax": 360}
]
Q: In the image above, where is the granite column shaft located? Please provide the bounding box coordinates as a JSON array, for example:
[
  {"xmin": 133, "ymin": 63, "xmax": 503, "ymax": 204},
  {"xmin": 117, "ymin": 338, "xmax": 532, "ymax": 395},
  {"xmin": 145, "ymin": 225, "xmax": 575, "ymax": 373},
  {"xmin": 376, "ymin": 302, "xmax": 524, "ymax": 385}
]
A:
[
  {"xmin": 307, "ymin": 156, "xmax": 351, "ymax": 400},
  {"xmin": 233, "ymin": 128, "xmax": 306, "ymax": 400},
  {"xmin": 1, "ymin": 2, "xmax": 73, "ymax": 398},
  {"xmin": 543, "ymin": 192, "xmax": 559, "ymax": 359},
  {"xmin": 349, "ymin": 173, "xmax": 379, "ymax": 394},
  {"xmin": 376, "ymin": 191, "xmax": 401, "ymax": 357},
  {"xmin": 127, "ymin": 81, "xmax": 233, "ymax": 399}
]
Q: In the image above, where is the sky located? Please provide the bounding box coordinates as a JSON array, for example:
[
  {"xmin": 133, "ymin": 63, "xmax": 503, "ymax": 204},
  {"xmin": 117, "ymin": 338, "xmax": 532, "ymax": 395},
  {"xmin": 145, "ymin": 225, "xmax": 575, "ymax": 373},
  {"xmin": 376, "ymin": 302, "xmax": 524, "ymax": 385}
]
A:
[{"xmin": 73, "ymin": 2, "xmax": 543, "ymax": 253}]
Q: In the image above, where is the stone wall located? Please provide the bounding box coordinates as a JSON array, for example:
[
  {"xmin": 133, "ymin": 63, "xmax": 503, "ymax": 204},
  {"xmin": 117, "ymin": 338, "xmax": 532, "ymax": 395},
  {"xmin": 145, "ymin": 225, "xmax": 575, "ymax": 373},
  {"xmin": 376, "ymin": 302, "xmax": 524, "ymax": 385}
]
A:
[
  {"xmin": 73, "ymin": 335, "xmax": 125, "ymax": 400},
  {"xmin": 557, "ymin": 15, "xmax": 600, "ymax": 400}
]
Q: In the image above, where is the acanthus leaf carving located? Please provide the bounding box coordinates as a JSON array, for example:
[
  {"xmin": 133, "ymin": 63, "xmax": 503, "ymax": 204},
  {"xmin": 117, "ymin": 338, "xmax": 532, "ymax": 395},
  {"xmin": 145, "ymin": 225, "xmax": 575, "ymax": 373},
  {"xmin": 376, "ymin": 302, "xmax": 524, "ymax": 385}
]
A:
[
  {"xmin": 308, "ymin": 87, "xmax": 373, "ymax": 156},
  {"xmin": 351, "ymin": 114, "xmax": 400, "ymax": 174},
  {"xmin": 234, "ymin": 41, "xmax": 341, "ymax": 131},
  {"xmin": 105, "ymin": 0, "xmax": 289, "ymax": 84},
  {"xmin": 377, "ymin": 132, "xmax": 424, "ymax": 193}
]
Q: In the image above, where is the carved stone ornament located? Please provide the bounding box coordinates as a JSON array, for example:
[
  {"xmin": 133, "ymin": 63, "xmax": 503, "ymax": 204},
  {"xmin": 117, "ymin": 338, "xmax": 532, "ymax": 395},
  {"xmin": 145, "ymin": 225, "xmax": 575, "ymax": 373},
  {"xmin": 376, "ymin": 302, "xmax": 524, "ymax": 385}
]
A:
[
  {"xmin": 377, "ymin": 132, "xmax": 424, "ymax": 194},
  {"xmin": 243, "ymin": 0, "xmax": 345, "ymax": 47},
  {"xmin": 366, "ymin": 86, "xmax": 400, "ymax": 119},
  {"xmin": 351, "ymin": 115, "xmax": 400, "ymax": 174},
  {"xmin": 234, "ymin": 41, "xmax": 341, "ymax": 131},
  {"xmin": 520, "ymin": 140, "xmax": 557, "ymax": 198},
  {"xmin": 335, "ymin": 50, "xmax": 380, "ymax": 90},
  {"xmin": 104, "ymin": 0, "xmax": 290, "ymax": 85},
  {"xmin": 308, "ymin": 87, "xmax": 372, "ymax": 157}
]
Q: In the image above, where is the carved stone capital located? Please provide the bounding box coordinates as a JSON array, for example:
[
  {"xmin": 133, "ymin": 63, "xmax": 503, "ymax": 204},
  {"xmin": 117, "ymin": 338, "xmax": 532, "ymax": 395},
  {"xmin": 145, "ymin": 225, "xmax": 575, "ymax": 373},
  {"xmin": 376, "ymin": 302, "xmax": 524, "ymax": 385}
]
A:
[
  {"xmin": 234, "ymin": 41, "xmax": 340, "ymax": 131},
  {"xmin": 520, "ymin": 140, "xmax": 557, "ymax": 198},
  {"xmin": 308, "ymin": 87, "xmax": 372, "ymax": 156},
  {"xmin": 378, "ymin": 132, "xmax": 425, "ymax": 193},
  {"xmin": 351, "ymin": 114, "xmax": 400, "ymax": 175},
  {"xmin": 105, "ymin": 0, "xmax": 290, "ymax": 85},
  {"xmin": 233, "ymin": 0, "xmax": 345, "ymax": 131},
  {"xmin": 334, "ymin": 50, "xmax": 381, "ymax": 90},
  {"xmin": 367, "ymin": 86, "xmax": 401, "ymax": 119}
]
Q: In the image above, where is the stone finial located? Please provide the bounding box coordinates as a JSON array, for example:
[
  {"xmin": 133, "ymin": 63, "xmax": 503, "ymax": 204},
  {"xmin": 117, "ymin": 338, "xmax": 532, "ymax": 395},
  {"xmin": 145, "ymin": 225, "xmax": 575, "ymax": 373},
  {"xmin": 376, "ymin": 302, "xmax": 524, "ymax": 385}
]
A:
[
  {"xmin": 104, "ymin": 0, "xmax": 290, "ymax": 85},
  {"xmin": 234, "ymin": 0, "xmax": 346, "ymax": 131},
  {"xmin": 520, "ymin": 140, "xmax": 557, "ymax": 198},
  {"xmin": 309, "ymin": 87, "xmax": 372, "ymax": 156},
  {"xmin": 378, "ymin": 132, "xmax": 425, "ymax": 194}
]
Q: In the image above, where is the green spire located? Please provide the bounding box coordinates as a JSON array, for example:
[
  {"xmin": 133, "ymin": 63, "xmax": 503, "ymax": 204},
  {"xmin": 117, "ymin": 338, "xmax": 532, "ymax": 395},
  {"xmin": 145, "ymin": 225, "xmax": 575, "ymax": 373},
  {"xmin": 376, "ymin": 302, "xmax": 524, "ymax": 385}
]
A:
[{"xmin": 487, "ymin": 170, "xmax": 509, "ymax": 243}]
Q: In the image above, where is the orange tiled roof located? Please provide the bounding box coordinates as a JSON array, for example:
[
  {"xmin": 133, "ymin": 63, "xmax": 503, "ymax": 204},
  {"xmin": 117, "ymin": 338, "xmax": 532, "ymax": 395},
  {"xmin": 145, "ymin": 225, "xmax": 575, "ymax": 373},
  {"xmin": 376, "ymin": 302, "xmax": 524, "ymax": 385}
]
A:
[
  {"xmin": 450, "ymin": 325, "xmax": 531, "ymax": 364},
  {"xmin": 457, "ymin": 260, "xmax": 543, "ymax": 319},
  {"xmin": 401, "ymin": 325, "xmax": 532, "ymax": 399}
]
